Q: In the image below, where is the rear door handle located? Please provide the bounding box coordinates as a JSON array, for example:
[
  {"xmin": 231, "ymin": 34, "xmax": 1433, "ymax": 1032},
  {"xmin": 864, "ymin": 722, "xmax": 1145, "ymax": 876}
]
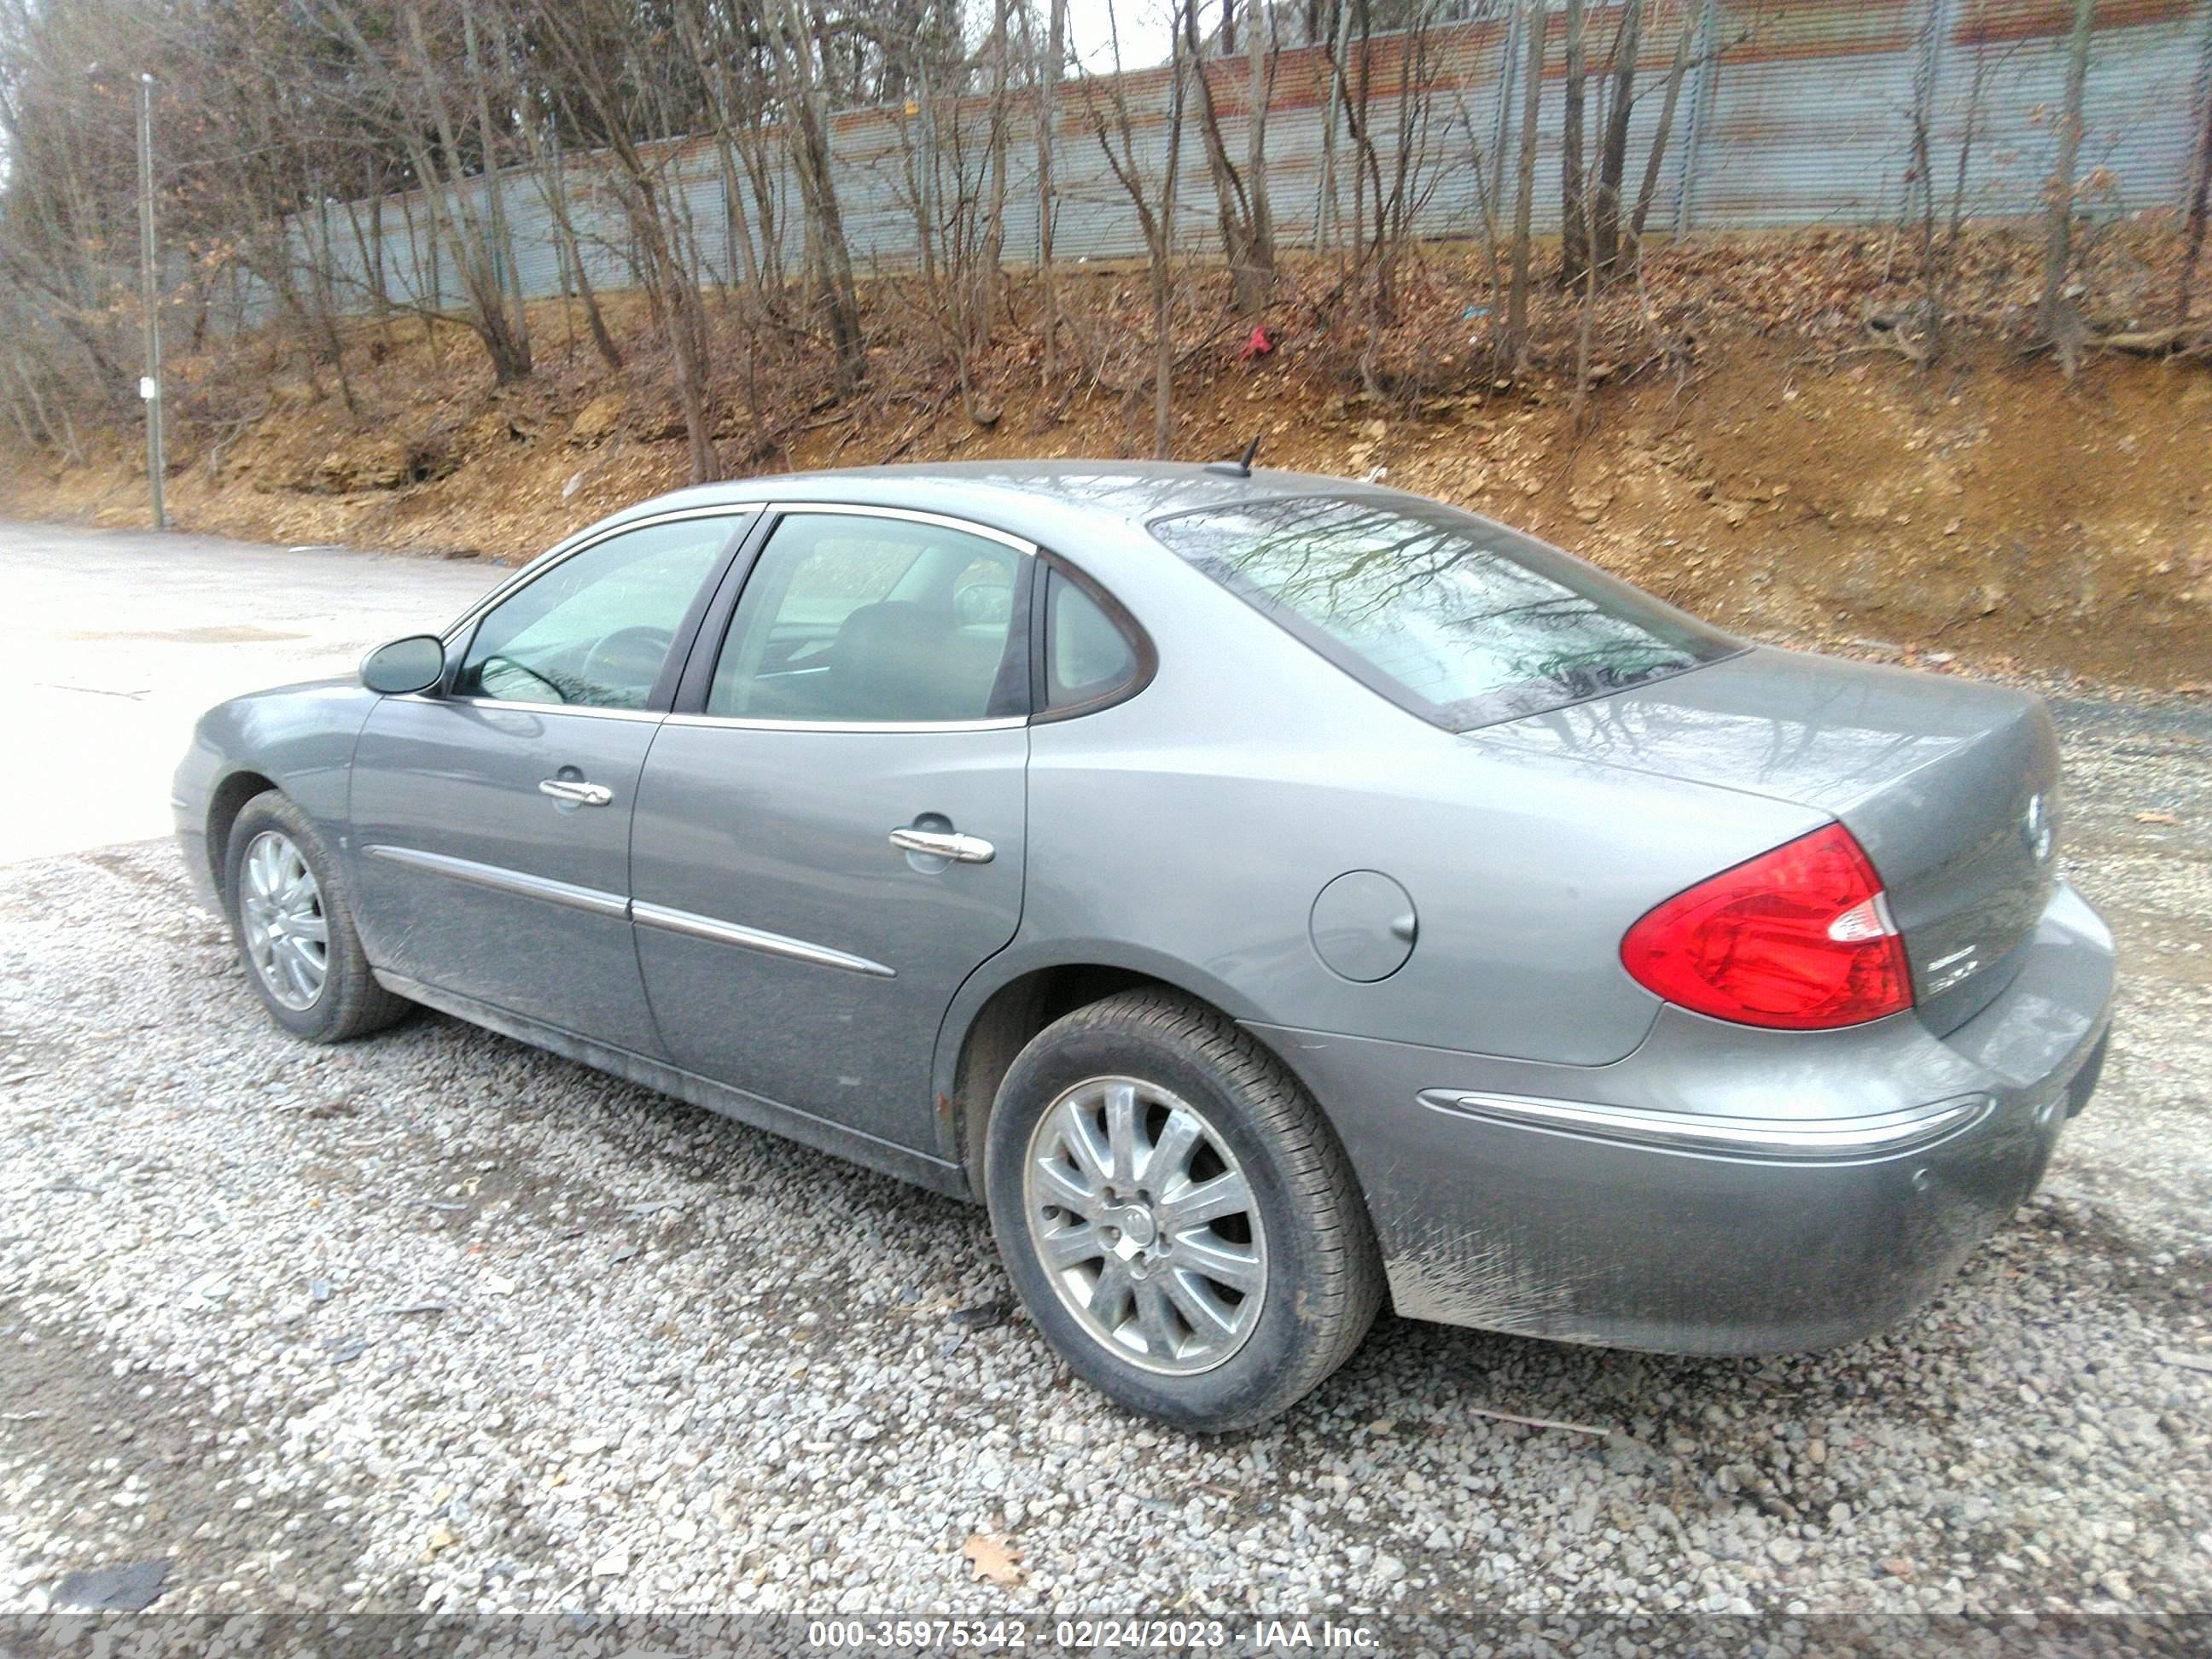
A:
[
  {"xmin": 889, "ymin": 827, "xmax": 995, "ymax": 864},
  {"xmin": 539, "ymin": 778, "xmax": 614, "ymax": 807}
]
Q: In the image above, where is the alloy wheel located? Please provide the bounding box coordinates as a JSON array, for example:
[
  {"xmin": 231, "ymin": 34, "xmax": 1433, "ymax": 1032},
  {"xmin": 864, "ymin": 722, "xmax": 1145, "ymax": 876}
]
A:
[
  {"xmin": 239, "ymin": 830, "xmax": 329, "ymax": 1011},
  {"xmin": 1022, "ymin": 1075, "xmax": 1267, "ymax": 1376}
]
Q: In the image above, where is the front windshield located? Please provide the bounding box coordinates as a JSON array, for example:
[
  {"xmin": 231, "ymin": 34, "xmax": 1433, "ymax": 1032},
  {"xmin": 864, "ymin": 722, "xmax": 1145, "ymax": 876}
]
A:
[{"xmin": 1150, "ymin": 494, "xmax": 1739, "ymax": 731}]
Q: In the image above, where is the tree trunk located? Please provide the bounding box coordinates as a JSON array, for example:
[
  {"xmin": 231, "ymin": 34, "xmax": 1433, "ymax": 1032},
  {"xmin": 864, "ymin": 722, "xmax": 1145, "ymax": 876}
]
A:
[
  {"xmin": 1036, "ymin": 0, "xmax": 1064, "ymax": 385},
  {"xmin": 1560, "ymin": 0, "xmax": 1590, "ymax": 290},
  {"xmin": 2174, "ymin": 30, "xmax": 2212, "ymax": 325},
  {"xmin": 1185, "ymin": 3, "xmax": 1259, "ymax": 311},
  {"xmin": 2038, "ymin": 0, "xmax": 2096, "ymax": 375},
  {"xmin": 773, "ymin": 0, "xmax": 866, "ymax": 392},
  {"xmin": 1155, "ymin": 24, "xmax": 1190, "ymax": 458},
  {"xmin": 507, "ymin": 32, "xmax": 621, "ymax": 374},
  {"xmin": 1316, "ymin": 0, "xmax": 1354, "ymax": 253},
  {"xmin": 1244, "ymin": 0, "xmax": 1275, "ymax": 306},
  {"xmin": 374, "ymin": 0, "xmax": 533, "ymax": 381},
  {"xmin": 1592, "ymin": 0, "xmax": 1643, "ymax": 281},
  {"xmin": 1505, "ymin": 0, "xmax": 1545, "ymax": 367},
  {"xmin": 461, "ymin": 0, "xmax": 530, "ymax": 370},
  {"xmin": 550, "ymin": 144, "xmax": 623, "ymax": 370},
  {"xmin": 981, "ymin": 0, "xmax": 1014, "ymax": 338},
  {"xmin": 1624, "ymin": 1, "xmax": 1695, "ymax": 274}
]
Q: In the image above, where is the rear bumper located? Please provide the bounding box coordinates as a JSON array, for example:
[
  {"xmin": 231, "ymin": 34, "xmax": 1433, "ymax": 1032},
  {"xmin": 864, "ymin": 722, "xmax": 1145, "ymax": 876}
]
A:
[{"xmin": 1252, "ymin": 881, "xmax": 2116, "ymax": 1354}]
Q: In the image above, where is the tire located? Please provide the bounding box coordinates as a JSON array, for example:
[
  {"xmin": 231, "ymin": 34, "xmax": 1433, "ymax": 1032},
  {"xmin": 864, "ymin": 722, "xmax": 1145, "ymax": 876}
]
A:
[
  {"xmin": 985, "ymin": 989, "xmax": 1384, "ymax": 1432},
  {"xmin": 223, "ymin": 790, "xmax": 410, "ymax": 1044}
]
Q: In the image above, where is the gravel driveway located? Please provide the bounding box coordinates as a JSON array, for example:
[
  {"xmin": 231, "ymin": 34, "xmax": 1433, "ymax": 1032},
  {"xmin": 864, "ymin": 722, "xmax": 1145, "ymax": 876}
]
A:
[{"xmin": 2, "ymin": 683, "xmax": 2208, "ymax": 1630}]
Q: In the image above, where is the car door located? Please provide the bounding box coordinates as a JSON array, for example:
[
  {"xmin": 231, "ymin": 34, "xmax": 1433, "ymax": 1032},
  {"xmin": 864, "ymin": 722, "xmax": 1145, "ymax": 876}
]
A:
[
  {"xmin": 348, "ymin": 507, "xmax": 754, "ymax": 1051},
  {"xmin": 628, "ymin": 505, "xmax": 1031, "ymax": 1152}
]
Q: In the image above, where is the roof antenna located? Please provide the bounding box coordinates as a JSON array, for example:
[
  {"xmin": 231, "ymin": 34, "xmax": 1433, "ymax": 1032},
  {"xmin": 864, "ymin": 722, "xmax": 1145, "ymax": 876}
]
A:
[{"xmin": 1205, "ymin": 434, "xmax": 1262, "ymax": 479}]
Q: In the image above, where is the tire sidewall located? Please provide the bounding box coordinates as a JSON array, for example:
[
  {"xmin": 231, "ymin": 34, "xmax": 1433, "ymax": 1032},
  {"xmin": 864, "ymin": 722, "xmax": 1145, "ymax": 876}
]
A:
[
  {"xmin": 224, "ymin": 797, "xmax": 347, "ymax": 1041},
  {"xmin": 986, "ymin": 1016, "xmax": 1339, "ymax": 1433}
]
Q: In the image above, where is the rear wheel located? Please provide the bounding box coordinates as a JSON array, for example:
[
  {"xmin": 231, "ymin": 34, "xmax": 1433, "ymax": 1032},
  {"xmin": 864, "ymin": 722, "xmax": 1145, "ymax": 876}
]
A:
[
  {"xmin": 224, "ymin": 791, "xmax": 410, "ymax": 1044},
  {"xmin": 985, "ymin": 990, "xmax": 1382, "ymax": 1431}
]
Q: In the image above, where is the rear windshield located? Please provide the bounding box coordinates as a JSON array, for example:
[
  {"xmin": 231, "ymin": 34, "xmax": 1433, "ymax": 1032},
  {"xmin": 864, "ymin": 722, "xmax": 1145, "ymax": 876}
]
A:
[{"xmin": 1150, "ymin": 495, "xmax": 1738, "ymax": 731}]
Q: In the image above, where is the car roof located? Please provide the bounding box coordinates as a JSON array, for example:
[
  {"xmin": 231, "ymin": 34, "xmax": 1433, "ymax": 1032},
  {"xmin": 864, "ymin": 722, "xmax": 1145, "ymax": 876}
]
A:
[{"xmin": 583, "ymin": 461, "xmax": 1389, "ymax": 547}]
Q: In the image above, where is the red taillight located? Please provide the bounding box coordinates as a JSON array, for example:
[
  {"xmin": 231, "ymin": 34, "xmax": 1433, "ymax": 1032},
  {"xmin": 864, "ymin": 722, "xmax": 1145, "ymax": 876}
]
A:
[{"xmin": 1620, "ymin": 824, "xmax": 1912, "ymax": 1030}]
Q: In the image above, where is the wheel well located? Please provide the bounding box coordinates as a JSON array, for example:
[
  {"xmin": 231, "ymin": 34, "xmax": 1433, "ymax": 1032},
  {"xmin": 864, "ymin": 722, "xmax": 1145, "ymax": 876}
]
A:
[
  {"xmin": 206, "ymin": 771, "xmax": 278, "ymax": 900},
  {"xmin": 947, "ymin": 965, "xmax": 1206, "ymax": 1200}
]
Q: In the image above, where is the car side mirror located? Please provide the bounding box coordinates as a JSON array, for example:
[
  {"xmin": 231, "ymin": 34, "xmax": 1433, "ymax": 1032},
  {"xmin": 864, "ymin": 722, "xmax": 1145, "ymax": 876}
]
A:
[{"xmin": 361, "ymin": 634, "xmax": 448, "ymax": 696}]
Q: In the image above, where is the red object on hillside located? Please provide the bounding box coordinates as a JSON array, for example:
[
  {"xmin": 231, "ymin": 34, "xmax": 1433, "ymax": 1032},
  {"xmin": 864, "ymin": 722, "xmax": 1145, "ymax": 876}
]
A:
[{"xmin": 1240, "ymin": 324, "xmax": 1273, "ymax": 361}]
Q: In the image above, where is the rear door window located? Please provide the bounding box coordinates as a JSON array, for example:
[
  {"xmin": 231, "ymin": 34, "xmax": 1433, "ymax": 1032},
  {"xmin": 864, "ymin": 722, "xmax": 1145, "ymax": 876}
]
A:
[
  {"xmin": 706, "ymin": 512, "xmax": 1028, "ymax": 724},
  {"xmin": 1149, "ymin": 495, "xmax": 1738, "ymax": 731}
]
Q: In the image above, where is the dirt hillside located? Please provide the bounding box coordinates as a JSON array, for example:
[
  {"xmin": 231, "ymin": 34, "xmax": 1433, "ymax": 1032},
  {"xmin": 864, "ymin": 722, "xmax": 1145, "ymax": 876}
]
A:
[{"xmin": 8, "ymin": 233, "xmax": 2209, "ymax": 688}]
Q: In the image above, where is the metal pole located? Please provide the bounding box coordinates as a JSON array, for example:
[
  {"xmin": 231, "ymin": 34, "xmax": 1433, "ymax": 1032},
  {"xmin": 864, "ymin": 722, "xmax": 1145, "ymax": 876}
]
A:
[
  {"xmin": 1674, "ymin": 0, "xmax": 1722, "ymax": 240},
  {"xmin": 137, "ymin": 73, "xmax": 165, "ymax": 531},
  {"xmin": 1488, "ymin": 1, "xmax": 1523, "ymax": 245}
]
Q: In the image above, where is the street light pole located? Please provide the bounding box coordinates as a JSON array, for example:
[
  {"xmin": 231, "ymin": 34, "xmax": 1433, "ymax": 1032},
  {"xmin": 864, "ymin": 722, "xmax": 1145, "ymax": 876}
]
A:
[{"xmin": 136, "ymin": 72, "xmax": 165, "ymax": 531}]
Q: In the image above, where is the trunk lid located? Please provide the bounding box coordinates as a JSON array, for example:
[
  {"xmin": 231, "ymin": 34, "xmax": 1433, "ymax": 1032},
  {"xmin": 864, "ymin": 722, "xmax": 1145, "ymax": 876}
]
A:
[{"xmin": 1475, "ymin": 646, "xmax": 2060, "ymax": 1034}]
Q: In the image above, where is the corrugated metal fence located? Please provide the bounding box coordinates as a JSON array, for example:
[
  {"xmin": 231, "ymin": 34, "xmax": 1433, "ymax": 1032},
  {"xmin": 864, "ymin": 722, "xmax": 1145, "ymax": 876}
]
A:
[{"xmin": 214, "ymin": 0, "xmax": 2212, "ymax": 329}]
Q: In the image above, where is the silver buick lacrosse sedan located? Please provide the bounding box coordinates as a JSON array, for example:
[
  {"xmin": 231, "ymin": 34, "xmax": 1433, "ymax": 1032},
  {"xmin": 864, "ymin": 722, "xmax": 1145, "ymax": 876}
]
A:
[{"xmin": 175, "ymin": 463, "xmax": 2114, "ymax": 1429}]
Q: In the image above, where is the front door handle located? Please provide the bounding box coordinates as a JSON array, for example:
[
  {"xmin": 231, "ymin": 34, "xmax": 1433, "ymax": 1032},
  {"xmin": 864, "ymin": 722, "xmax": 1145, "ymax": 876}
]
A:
[
  {"xmin": 889, "ymin": 827, "xmax": 995, "ymax": 864},
  {"xmin": 539, "ymin": 778, "xmax": 614, "ymax": 807}
]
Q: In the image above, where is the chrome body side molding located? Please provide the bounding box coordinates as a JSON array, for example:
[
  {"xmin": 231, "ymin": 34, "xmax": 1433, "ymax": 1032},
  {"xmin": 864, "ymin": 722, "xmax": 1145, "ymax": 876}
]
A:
[
  {"xmin": 631, "ymin": 899, "xmax": 897, "ymax": 979},
  {"xmin": 361, "ymin": 844, "xmax": 629, "ymax": 920},
  {"xmin": 1417, "ymin": 1089, "xmax": 1994, "ymax": 1161}
]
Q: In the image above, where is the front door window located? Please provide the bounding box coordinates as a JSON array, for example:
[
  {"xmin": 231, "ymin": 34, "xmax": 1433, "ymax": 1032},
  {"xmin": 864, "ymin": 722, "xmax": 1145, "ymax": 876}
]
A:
[{"xmin": 457, "ymin": 516, "xmax": 738, "ymax": 710}]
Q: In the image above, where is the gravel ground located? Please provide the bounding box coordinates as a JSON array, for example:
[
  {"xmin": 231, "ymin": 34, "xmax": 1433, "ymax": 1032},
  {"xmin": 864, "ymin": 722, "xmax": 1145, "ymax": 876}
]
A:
[{"xmin": 0, "ymin": 693, "xmax": 2207, "ymax": 1632}]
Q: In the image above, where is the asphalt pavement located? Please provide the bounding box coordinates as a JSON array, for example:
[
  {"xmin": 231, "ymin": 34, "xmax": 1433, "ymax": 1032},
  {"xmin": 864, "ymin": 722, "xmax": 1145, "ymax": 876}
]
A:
[{"xmin": 2, "ymin": 522, "xmax": 503, "ymax": 864}]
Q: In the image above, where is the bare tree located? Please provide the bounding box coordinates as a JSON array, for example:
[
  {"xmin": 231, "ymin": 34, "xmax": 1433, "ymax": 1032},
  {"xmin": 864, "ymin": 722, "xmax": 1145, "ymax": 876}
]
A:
[
  {"xmin": 1033, "ymin": 0, "xmax": 1066, "ymax": 386},
  {"xmin": 513, "ymin": 105, "xmax": 623, "ymax": 370},
  {"xmin": 2175, "ymin": 15, "xmax": 2212, "ymax": 327},
  {"xmin": 1623, "ymin": 0, "xmax": 1697, "ymax": 276},
  {"xmin": 1184, "ymin": 0, "xmax": 1278, "ymax": 314},
  {"xmin": 533, "ymin": 0, "xmax": 723, "ymax": 480},
  {"xmin": 894, "ymin": 0, "xmax": 1015, "ymax": 427},
  {"xmin": 767, "ymin": 0, "xmax": 867, "ymax": 393},
  {"xmin": 1243, "ymin": 0, "xmax": 1276, "ymax": 305},
  {"xmin": 1589, "ymin": 0, "xmax": 1644, "ymax": 280},
  {"xmin": 1559, "ymin": 0, "xmax": 1590, "ymax": 290},
  {"xmin": 2038, "ymin": 0, "xmax": 2096, "ymax": 377},
  {"xmin": 1505, "ymin": 0, "xmax": 1545, "ymax": 369},
  {"xmin": 316, "ymin": 0, "xmax": 534, "ymax": 383},
  {"xmin": 1078, "ymin": 0, "xmax": 1190, "ymax": 457}
]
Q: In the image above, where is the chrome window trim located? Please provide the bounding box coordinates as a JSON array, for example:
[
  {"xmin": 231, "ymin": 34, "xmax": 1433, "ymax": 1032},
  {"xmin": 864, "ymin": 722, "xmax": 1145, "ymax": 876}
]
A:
[
  {"xmin": 362, "ymin": 845, "xmax": 629, "ymax": 919},
  {"xmin": 438, "ymin": 504, "xmax": 764, "ymax": 649},
  {"xmin": 632, "ymin": 899, "xmax": 896, "ymax": 979},
  {"xmin": 661, "ymin": 713, "xmax": 1025, "ymax": 736},
  {"xmin": 763, "ymin": 501, "xmax": 1038, "ymax": 556},
  {"xmin": 1417, "ymin": 1089, "xmax": 1994, "ymax": 1161}
]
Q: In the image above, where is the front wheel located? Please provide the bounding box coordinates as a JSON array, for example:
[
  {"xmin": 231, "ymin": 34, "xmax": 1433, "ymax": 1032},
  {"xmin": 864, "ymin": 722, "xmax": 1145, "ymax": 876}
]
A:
[
  {"xmin": 985, "ymin": 990, "xmax": 1383, "ymax": 1432},
  {"xmin": 224, "ymin": 791, "xmax": 410, "ymax": 1044}
]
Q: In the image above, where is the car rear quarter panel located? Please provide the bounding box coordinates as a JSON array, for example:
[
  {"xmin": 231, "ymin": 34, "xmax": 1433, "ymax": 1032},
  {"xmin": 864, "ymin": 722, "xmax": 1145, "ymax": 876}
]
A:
[{"xmin": 998, "ymin": 531, "xmax": 1830, "ymax": 1068}]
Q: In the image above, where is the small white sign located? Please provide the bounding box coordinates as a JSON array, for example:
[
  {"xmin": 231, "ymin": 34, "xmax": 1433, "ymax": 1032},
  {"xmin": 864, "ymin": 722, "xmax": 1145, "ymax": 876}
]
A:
[{"xmin": 138, "ymin": 376, "xmax": 158, "ymax": 401}]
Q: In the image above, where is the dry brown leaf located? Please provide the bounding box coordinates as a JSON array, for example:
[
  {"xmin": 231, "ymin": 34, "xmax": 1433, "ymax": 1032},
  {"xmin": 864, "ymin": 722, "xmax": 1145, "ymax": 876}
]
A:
[
  {"xmin": 2134, "ymin": 812, "xmax": 2180, "ymax": 825},
  {"xmin": 962, "ymin": 1533, "xmax": 1026, "ymax": 1588}
]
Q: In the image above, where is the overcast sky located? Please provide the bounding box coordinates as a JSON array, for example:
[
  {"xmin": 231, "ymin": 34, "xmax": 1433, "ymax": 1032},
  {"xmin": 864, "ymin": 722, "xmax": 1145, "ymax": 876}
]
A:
[{"xmin": 1064, "ymin": 0, "xmax": 1179, "ymax": 73}]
